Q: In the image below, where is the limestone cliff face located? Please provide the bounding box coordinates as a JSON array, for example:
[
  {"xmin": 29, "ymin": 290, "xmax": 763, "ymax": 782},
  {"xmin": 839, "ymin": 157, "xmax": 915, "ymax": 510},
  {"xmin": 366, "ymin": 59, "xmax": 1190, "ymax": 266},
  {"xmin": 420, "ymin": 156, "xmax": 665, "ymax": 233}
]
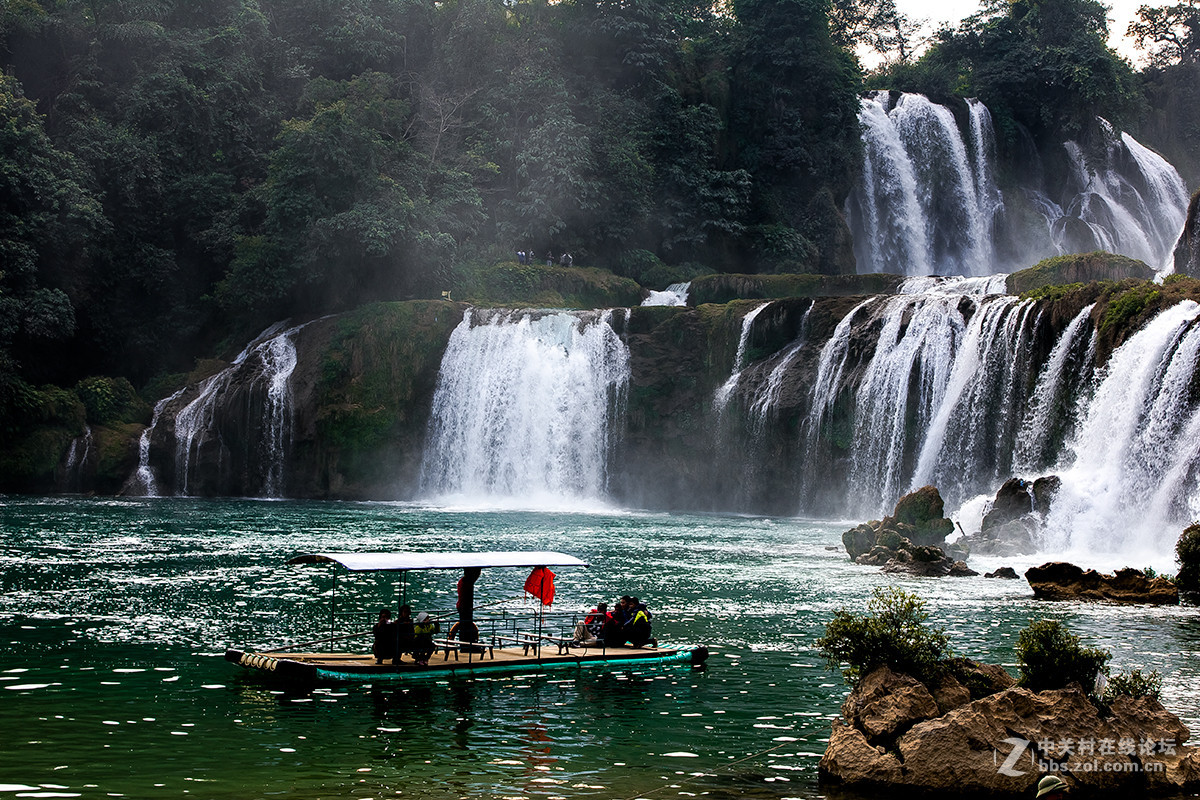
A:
[{"xmin": 1175, "ymin": 190, "xmax": 1200, "ymax": 278}]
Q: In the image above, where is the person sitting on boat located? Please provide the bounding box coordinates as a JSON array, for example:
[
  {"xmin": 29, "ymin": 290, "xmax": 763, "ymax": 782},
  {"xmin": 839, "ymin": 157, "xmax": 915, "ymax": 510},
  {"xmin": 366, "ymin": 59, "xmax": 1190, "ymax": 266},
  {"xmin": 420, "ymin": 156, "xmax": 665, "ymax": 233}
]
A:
[
  {"xmin": 412, "ymin": 611, "xmax": 437, "ymax": 666},
  {"xmin": 602, "ymin": 599, "xmax": 630, "ymax": 647},
  {"xmin": 372, "ymin": 609, "xmax": 396, "ymax": 664},
  {"xmin": 584, "ymin": 602, "xmax": 608, "ymax": 640},
  {"xmin": 625, "ymin": 597, "xmax": 654, "ymax": 648},
  {"xmin": 394, "ymin": 604, "xmax": 415, "ymax": 663}
]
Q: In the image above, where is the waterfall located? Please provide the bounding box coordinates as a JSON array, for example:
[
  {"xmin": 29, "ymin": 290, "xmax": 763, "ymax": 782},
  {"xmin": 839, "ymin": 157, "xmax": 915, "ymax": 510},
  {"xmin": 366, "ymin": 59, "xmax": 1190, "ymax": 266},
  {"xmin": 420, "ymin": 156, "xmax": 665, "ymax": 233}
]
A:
[
  {"xmin": 910, "ymin": 298, "xmax": 1038, "ymax": 502},
  {"xmin": 1041, "ymin": 301, "xmax": 1200, "ymax": 559},
  {"xmin": 848, "ymin": 92, "xmax": 993, "ymax": 276},
  {"xmin": 848, "ymin": 93, "xmax": 1188, "ymax": 276},
  {"xmin": 642, "ymin": 282, "xmax": 691, "ymax": 306},
  {"xmin": 714, "ymin": 302, "xmax": 771, "ymax": 413},
  {"xmin": 61, "ymin": 426, "xmax": 93, "ymax": 493},
  {"xmin": 419, "ymin": 309, "xmax": 631, "ymax": 508},
  {"xmin": 847, "ymin": 294, "xmax": 969, "ymax": 510},
  {"xmin": 131, "ymin": 390, "xmax": 184, "ymax": 497},
  {"xmin": 1013, "ymin": 303, "xmax": 1096, "ymax": 471},
  {"xmin": 135, "ymin": 320, "xmax": 305, "ymax": 498}
]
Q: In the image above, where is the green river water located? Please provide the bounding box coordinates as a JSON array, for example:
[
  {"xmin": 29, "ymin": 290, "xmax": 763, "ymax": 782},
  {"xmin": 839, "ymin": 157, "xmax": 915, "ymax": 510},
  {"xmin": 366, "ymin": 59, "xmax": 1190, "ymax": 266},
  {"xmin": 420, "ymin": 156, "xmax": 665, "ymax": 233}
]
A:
[{"xmin": 1, "ymin": 497, "xmax": 1198, "ymax": 799}]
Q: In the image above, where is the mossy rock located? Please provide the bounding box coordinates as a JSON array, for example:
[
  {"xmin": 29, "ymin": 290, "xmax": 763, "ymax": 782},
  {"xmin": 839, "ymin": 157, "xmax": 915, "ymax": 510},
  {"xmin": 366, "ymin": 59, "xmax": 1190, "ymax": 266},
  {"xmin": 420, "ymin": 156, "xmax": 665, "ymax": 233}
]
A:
[
  {"xmin": 461, "ymin": 262, "xmax": 643, "ymax": 308},
  {"xmin": 0, "ymin": 425, "xmax": 75, "ymax": 491},
  {"xmin": 892, "ymin": 485, "xmax": 946, "ymax": 527},
  {"xmin": 92, "ymin": 423, "xmax": 145, "ymax": 493},
  {"xmin": 1009, "ymin": 251, "xmax": 1155, "ymax": 296}
]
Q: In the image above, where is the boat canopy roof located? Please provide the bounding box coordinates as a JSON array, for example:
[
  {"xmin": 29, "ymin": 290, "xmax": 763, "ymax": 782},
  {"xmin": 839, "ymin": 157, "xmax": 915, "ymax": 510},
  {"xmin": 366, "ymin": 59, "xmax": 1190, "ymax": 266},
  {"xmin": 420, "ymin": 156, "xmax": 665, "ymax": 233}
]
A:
[{"xmin": 286, "ymin": 551, "xmax": 589, "ymax": 572}]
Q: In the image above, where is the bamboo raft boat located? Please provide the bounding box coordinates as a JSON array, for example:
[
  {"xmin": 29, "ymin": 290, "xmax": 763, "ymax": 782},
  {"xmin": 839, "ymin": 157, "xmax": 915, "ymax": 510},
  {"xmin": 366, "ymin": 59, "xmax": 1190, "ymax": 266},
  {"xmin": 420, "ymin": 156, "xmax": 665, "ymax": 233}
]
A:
[{"xmin": 225, "ymin": 551, "xmax": 708, "ymax": 689}]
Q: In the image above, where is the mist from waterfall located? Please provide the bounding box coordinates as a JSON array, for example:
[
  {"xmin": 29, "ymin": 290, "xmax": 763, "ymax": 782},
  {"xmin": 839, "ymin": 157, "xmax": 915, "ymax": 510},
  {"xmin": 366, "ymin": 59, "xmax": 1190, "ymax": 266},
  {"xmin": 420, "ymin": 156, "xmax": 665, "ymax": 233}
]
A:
[
  {"xmin": 849, "ymin": 92, "xmax": 1189, "ymax": 276},
  {"xmin": 418, "ymin": 309, "xmax": 631, "ymax": 509}
]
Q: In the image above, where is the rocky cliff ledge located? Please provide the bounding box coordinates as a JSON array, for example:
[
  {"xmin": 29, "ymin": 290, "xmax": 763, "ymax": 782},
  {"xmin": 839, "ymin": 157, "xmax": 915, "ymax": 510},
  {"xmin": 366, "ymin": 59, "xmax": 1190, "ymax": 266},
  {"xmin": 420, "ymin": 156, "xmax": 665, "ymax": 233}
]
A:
[{"xmin": 820, "ymin": 665, "xmax": 1200, "ymax": 795}]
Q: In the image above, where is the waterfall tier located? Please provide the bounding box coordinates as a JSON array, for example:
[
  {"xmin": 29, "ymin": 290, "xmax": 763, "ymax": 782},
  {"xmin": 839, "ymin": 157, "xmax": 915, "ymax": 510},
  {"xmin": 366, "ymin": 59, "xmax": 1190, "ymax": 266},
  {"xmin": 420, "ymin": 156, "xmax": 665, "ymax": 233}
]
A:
[
  {"xmin": 849, "ymin": 92, "xmax": 1189, "ymax": 276},
  {"xmin": 418, "ymin": 309, "xmax": 631, "ymax": 508}
]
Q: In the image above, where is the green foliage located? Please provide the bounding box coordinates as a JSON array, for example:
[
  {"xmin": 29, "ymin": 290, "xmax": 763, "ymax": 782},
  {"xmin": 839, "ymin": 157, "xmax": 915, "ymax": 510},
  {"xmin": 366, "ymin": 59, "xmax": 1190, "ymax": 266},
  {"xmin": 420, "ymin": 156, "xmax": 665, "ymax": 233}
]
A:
[
  {"xmin": 461, "ymin": 262, "xmax": 642, "ymax": 308},
  {"xmin": 875, "ymin": 0, "xmax": 1141, "ymax": 142},
  {"xmin": 1103, "ymin": 669, "xmax": 1163, "ymax": 703},
  {"xmin": 74, "ymin": 377, "xmax": 145, "ymax": 426},
  {"xmin": 1177, "ymin": 523, "xmax": 1200, "ymax": 597},
  {"xmin": 1101, "ymin": 284, "xmax": 1161, "ymax": 332},
  {"xmin": 1015, "ymin": 619, "xmax": 1110, "ymax": 693},
  {"xmin": 816, "ymin": 587, "xmax": 953, "ymax": 686},
  {"xmin": 1141, "ymin": 566, "xmax": 1175, "ymax": 583}
]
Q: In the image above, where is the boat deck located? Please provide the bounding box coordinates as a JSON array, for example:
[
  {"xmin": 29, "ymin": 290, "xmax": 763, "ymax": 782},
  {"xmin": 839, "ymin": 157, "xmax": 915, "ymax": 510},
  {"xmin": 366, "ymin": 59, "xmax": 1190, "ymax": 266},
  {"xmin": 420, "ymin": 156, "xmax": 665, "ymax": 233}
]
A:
[{"xmin": 227, "ymin": 640, "xmax": 706, "ymax": 684}]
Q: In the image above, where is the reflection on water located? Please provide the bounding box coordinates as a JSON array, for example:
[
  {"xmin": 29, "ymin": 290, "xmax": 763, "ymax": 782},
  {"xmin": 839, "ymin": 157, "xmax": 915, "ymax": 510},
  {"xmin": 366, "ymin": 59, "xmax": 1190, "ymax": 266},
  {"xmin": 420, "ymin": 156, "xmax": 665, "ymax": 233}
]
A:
[{"xmin": 0, "ymin": 497, "xmax": 1197, "ymax": 799}]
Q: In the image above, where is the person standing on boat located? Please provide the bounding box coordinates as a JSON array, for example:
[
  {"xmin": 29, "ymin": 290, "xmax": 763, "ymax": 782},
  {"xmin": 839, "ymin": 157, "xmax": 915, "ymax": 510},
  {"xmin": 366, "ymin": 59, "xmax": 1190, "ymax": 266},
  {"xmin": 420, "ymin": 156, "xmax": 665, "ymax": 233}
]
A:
[
  {"xmin": 372, "ymin": 609, "xmax": 396, "ymax": 664},
  {"xmin": 394, "ymin": 605, "xmax": 415, "ymax": 663},
  {"xmin": 412, "ymin": 611, "xmax": 437, "ymax": 666}
]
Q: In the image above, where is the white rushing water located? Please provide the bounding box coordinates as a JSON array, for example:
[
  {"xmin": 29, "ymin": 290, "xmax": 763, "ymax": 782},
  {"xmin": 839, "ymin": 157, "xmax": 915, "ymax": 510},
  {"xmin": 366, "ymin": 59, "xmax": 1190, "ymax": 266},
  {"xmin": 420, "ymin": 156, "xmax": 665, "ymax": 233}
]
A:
[
  {"xmin": 641, "ymin": 282, "xmax": 691, "ymax": 306},
  {"xmin": 134, "ymin": 321, "xmax": 305, "ymax": 498},
  {"xmin": 419, "ymin": 309, "xmax": 631, "ymax": 508},
  {"xmin": 849, "ymin": 93, "xmax": 1189, "ymax": 276},
  {"xmin": 1041, "ymin": 301, "xmax": 1200, "ymax": 560},
  {"xmin": 713, "ymin": 302, "xmax": 771, "ymax": 413}
]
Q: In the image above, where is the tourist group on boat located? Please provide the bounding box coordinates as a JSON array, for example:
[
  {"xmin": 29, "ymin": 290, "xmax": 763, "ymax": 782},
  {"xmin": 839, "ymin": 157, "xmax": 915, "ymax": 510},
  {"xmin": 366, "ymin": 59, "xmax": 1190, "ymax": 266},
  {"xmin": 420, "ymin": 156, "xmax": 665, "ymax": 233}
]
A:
[{"xmin": 575, "ymin": 595, "xmax": 655, "ymax": 648}]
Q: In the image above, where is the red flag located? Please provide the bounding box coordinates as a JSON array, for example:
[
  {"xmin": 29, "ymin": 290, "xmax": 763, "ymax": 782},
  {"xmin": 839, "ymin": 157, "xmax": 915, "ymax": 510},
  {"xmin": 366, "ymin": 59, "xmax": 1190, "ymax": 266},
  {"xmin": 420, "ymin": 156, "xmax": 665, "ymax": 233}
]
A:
[{"xmin": 523, "ymin": 566, "xmax": 556, "ymax": 606}]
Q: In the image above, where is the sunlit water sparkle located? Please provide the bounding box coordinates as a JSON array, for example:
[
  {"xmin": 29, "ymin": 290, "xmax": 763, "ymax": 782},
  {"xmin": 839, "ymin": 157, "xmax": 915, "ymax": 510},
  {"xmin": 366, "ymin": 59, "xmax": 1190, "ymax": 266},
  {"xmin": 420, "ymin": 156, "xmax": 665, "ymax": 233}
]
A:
[{"xmin": 1, "ymin": 497, "xmax": 1197, "ymax": 799}]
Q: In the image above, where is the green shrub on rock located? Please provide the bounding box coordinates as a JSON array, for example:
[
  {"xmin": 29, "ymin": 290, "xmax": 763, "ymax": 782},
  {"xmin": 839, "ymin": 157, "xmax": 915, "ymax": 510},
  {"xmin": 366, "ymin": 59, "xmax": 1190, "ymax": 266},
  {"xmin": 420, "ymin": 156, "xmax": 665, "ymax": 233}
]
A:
[
  {"xmin": 1015, "ymin": 619, "xmax": 1110, "ymax": 693},
  {"xmin": 1103, "ymin": 669, "xmax": 1163, "ymax": 704},
  {"xmin": 1177, "ymin": 523, "xmax": 1200, "ymax": 599},
  {"xmin": 816, "ymin": 587, "xmax": 952, "ymax": 686}
]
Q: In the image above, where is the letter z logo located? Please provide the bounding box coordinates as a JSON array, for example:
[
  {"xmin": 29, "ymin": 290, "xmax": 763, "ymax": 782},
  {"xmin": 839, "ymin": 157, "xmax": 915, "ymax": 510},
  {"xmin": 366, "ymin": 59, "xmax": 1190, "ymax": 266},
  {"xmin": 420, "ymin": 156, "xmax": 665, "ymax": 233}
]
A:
[{"xmin": 995, "ymin": 737, "xmax": 1031, "ymax": 776}]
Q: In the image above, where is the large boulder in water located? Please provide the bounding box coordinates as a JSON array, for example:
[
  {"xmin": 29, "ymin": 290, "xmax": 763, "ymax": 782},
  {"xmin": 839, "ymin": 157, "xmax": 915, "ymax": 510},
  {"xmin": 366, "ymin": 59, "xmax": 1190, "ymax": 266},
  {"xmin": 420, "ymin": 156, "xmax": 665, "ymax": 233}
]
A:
[
  {"xmin": 968, "ymin": 475, "xmax": 1059, "ymax": 556},
  {"xmin": 842, "ymin": 486, "xmax": 969, "ymax": 574},
  {"xmin": 1025, "ymin": 562, "xmax": 1179, "ymax": 604}
]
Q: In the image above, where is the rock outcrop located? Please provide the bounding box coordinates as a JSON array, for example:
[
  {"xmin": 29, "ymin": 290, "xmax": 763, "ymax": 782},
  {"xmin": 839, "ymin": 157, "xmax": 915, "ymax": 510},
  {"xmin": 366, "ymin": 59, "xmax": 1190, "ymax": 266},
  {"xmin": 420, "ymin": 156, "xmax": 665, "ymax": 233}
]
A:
[
  {"xmin": 820, "ymin": 664, "xmax": 1200, "ymax": 795},
  {"xmin": 1175, "ymin": 190, "xmax": 1200, "ymax": 278},
  {"xmin": 1025, "ymin": 562, "xmax": 1180, "ymax": 604},
  {"xmin": 985, "ymin": 566, "xmax": 1020, "ymax": 579},
  {"xmin": 842, "ymin": 486, "xmax": 974, "ymax": 576},
  {"xmin": 969, "ymin": 475, "xmax": 1060, "ymax": 556}
]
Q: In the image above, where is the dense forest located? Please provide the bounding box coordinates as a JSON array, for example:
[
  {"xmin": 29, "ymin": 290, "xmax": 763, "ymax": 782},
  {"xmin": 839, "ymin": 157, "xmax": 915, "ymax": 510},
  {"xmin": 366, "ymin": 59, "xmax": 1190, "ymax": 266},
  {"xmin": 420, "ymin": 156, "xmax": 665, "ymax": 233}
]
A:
[{"xmin": 2, "ymin": 0, "xmax": 1199, "ymax": 441}]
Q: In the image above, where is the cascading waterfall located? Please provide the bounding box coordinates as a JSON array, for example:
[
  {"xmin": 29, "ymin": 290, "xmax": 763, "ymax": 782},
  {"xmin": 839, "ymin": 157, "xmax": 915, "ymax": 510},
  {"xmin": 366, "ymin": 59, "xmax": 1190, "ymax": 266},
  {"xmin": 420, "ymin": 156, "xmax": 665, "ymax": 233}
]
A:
[
  {"xmin": 61, "ymin": 425, "xmax": 93, "ymax": 493},
  {"xmin": 848, "ymin": 92, "xmax": 994, "ymax": 276},
  {"xmin": 1041, "ymin": 301, "xmax": 1200, "ymax": 558},
  {"xmin": 418, "ymin": 309, "xmax": 631, "ymax": 507},
  {"xmin": 148, "ymin": 320, "xmax": 304, "ymax": 498},
  {"xmin": 849, "ymin": 93, "xmax": 1189, "ymax": 276},
  {"xmin": 642, "ymin": 282, "xmax": 691, "ymax": 307},
  {"xmin": 132, "ymin": 390, "xmax": 184, "ymax": 497},
  {"xmin": 909, "ymin": 298, "xmax": 1039, "ymax": 503},
  {"xmin": 1013, "ymin": 303, "xmax": 1097, "ymax": 471},
  {"xmin": 714, "ymin": 302, "xmax": 771, "ymax": 413},
  {"xmin": 846, "ymin": 294, "xmax": 970, "ymax": 510}
]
